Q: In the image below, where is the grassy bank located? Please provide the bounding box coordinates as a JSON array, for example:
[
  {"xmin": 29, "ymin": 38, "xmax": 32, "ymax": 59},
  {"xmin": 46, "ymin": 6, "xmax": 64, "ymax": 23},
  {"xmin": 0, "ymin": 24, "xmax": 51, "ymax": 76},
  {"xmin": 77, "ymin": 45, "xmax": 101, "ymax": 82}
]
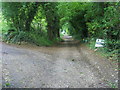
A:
[{"xmin": 85, "ymin": 38, "xmax": 119, "ymax": 64}]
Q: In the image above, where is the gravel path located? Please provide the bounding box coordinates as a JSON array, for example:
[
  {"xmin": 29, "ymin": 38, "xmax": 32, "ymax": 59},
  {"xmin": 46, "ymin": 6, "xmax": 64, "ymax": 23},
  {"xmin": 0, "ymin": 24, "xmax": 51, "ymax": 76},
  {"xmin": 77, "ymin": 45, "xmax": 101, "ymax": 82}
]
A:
[{"xmin": 1, "ymin": 39, "xmax": 118, "ymax": 88}]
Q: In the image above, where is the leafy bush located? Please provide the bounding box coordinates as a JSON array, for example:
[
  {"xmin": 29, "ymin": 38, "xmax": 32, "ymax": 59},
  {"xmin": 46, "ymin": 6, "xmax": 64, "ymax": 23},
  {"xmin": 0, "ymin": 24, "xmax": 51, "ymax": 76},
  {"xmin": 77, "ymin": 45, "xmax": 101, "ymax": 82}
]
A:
[
  {"xmin": 3, "ymin": 29, "xmax": 54, "ymax": 46},
  {"xmin": 86, "ymin": 38, "xmax": 119, "ymax": 62},
  {"xmin": 3, "ymin": 29, "xmax": 29, "ymax": 44},
  {"xmin": 28, "ymin": 32, "xmax": 54, "ymax": 46}
]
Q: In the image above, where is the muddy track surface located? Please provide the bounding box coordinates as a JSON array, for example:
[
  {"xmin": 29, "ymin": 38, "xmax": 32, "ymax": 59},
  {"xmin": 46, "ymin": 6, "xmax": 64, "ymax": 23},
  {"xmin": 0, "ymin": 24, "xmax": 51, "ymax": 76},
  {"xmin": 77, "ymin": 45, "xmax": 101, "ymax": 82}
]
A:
[{"xmin": 1, "ymin": 37, "xmax": 118, "ymax": 88}]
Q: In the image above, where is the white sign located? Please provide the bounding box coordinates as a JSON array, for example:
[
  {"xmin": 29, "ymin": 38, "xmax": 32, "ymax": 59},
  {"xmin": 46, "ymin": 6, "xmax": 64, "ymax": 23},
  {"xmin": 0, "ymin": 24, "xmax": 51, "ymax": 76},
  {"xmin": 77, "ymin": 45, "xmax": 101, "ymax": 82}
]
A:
[{"xmin": 95, "ymin": 39, "xmax": 105, "ymax": 47}]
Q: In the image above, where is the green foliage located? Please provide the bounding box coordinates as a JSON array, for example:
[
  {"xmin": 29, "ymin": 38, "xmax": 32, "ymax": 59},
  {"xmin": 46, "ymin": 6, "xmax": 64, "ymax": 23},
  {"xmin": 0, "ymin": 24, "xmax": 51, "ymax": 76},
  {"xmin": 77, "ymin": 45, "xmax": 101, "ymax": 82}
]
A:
[
  {"xmin": 84, "ymin": 2, "xmax": 120, "ymax": 49},
  {"xmin": 86, "ymin": 38, "xmax": 96, "ymax": 49},
  {"xmin": 42, "ymin": 2, "xmax": 60, "ymax": 40},
  {"xmin": 1, "ymin": 2, "xmax": 58, "ymax": 46},
  {"xmin": 5, "ymin": 83, "xmax": 11, "ymax": 87},
  {"xmin": 106, "ymin": 81, "xmax": 117, "ymax": 88},
  {"xmin": 28, "ymin": 32, "xmax": 54, "ymax": 46},
  {"xmin": 86, "ymin": 38, "xmax": 119, "ymax": 62},
  {"xmin": 1, "ymin": 2, "xmax": 120, "ymax": 53},
  {"xmin": 2, "ymin": 2, "xmax": 40, "ymax": 32},
  {"xmin": 3, "ymin": 30, "xmax": 54, "ymax": 46}
]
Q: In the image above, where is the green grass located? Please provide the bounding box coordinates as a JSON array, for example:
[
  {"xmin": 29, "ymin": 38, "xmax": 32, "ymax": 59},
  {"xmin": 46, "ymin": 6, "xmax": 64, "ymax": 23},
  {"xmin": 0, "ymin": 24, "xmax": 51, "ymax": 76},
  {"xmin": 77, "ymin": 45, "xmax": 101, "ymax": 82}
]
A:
[
  {"xmin": 5, "ymin": 83, "xmax": 11, "ymax": 87},
  {"xmin": 86, "ymin": 40, "xmax": 96, "ymax": 49},
  {"xmin": 106, "ymin": 81, "xmax": 117, "ymax": 88},
  {"xmin": 80, "ymin": 72, "xmax": 84, "ymax": 74},
  {"xmin": 86, "ymin": 39, "xmax": 119, "ymax": 62}
]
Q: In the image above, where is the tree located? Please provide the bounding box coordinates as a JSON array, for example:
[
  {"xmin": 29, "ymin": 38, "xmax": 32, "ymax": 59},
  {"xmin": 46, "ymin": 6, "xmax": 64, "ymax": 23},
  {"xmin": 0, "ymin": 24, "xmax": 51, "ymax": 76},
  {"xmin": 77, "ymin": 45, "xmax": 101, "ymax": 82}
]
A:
[
  {"xmin": 42, "ymin": 2, "xmax": 60, "ymax": 40},
  {"xmin": 2, "ymin": 2, "xmax": 40, "ymax": 32}
]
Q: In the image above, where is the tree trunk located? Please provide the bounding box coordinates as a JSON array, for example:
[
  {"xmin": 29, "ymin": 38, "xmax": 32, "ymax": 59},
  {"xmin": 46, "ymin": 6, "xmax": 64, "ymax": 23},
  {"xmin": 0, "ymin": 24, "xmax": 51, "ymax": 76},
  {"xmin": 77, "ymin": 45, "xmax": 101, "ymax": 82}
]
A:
[{"xmin": 41, "ymin": 2, "xmax": 60, "ymax": 40}]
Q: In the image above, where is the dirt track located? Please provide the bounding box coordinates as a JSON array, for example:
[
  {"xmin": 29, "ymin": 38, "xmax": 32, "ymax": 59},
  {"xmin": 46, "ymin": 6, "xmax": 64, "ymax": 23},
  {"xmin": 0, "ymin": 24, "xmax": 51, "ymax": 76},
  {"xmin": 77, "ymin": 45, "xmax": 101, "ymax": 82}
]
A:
[{"xmin": 1, "ymin": 37, "xmax": 118, "ymax": 88}]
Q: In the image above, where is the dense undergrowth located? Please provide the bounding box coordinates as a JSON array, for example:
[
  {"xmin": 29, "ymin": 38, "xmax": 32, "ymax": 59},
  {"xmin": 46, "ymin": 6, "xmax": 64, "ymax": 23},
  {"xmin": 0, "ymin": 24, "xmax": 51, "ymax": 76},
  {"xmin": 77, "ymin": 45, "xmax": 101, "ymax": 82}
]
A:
[
  {"xmin": 3, "ymin": 29, "xmax": 59, "ymax": 46},
  {"xmin": 86, "ymin": 38, "xmax": 119, "ymax": 63}
]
